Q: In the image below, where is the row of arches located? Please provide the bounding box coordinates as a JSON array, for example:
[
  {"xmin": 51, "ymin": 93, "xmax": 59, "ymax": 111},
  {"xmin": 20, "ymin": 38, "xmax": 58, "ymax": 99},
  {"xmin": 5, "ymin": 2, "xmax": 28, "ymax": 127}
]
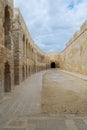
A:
[
  {"xmin": 4, "ymin": 62, "xmax": 57, "ymax": 92},
  {"xmin": 22, "ymin": 65, "xmax": 31, "ymax": 81},
  {"xmin": 3, "ymin": 5, "xmax": 57, "ymax": 93},
  {"xmin": 4, "ymin": 62, "xmax": 31, "ymax": 92},
  {"xmin": 4, "ymin": 5, "xmax": 13, "ymax": 92}
]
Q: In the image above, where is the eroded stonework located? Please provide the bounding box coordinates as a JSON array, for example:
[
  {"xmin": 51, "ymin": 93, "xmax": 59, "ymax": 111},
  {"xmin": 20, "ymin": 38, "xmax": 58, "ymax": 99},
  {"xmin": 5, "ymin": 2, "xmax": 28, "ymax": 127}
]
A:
[
  {"xmin": 0, "ymin": 0, "xmax": 50, "ymax": 99},
  {"xmin": 58, "ymin": 20, "xmax": 87, "ymax": 75},
  {"xmin": 48, "ymin": 21, "xmax": 87, "ymax": 76}
]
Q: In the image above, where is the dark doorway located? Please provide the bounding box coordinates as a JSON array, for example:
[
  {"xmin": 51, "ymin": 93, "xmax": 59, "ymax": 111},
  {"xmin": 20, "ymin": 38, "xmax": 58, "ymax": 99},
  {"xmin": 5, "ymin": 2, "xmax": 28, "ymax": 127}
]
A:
[
  {"xmin": 51, "ymin": 62, "xmax": 56, "ymax": 68},
  {"xmin": 26, "ymin": 65, "xmax": 27, "ymax": 77},
  {"xmin": 4, "ymin": 62, "xmax": 11, "ymax": 92},
  {"xmin": 22, "ymin": 66, "xmax": 25, "ymax": 81}
]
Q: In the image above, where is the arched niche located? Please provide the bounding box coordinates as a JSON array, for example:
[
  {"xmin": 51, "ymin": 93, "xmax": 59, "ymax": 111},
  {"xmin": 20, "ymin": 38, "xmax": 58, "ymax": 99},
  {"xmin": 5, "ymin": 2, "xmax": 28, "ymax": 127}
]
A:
[
  {"xmin": 4, "ymin": 62, "xmax": 11, "ymax": 92},
  {"xmin": 4, "ymin": 5, "xmax": 11, "ymax": 49}
]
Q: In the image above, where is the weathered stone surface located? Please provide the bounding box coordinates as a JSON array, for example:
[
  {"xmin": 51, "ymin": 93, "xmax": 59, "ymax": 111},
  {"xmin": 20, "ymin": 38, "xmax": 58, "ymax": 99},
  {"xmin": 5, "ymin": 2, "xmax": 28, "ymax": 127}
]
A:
[
  {"xmin": 58, "ymin": 21, "xmax": 87, "ymax": 75},
  {"xmin": 0, "ymin": 0, "xmax": 49, "ymax": 99}
]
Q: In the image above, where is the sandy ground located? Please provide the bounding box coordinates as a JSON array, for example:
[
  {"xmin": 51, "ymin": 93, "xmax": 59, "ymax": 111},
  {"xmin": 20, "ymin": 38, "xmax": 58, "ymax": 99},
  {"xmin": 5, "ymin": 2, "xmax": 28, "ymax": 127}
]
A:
[{"xmin": 41, "ymin": 69, "xmax": 87, "ymax": 115}]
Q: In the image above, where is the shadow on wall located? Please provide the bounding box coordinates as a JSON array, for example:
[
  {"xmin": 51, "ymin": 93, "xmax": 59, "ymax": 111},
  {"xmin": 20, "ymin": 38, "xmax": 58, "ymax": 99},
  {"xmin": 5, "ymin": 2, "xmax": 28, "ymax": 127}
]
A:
[{"xmin": 4, "ymin": 62, "xmax": 11, "ymax": 92}]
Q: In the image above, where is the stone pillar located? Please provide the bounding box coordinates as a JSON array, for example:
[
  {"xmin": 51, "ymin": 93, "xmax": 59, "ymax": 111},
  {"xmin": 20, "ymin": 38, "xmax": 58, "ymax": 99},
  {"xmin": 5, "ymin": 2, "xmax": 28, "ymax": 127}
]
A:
[{"xmin": 13, "ymin": 19, "xmax": 20, "ymax": 85}]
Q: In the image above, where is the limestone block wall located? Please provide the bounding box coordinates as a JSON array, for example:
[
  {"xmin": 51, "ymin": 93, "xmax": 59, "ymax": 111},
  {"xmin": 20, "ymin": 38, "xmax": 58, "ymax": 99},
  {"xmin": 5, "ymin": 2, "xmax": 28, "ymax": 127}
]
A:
[
  {"xmin": 13, "ymin": 15, "xmax": 20, "ymax": 85},
  {"xmin": 13, "ymin": 8, "xmax": 31, "ymax": 84},
  {"xmin": 13, "ymin": 8, "xmax": 48, "ymax": 85},
  {"xmin": 0, "ymin": 0, "xmax": 51, "ymax": 101},
  {"xmin": 0, "ymin": 0, "xmax": 54, "ymax": 100},
  {"xmin": 35, "ymin": 45, "xmax": 48, "ymax": 72},
  {"xmin": 6, "ymin": 0, "xmax": 14, "ymax": 9},
  {"xmin": 0, "ymin": 0, "xmax": 14, "ymax": 99},
  {"xmin": 4, "ymin": 0, "xmax": 14, "ymax": 91},
  {"xmin": 59, "ymin": 21, "xmax": 87, "ymax": 75}
]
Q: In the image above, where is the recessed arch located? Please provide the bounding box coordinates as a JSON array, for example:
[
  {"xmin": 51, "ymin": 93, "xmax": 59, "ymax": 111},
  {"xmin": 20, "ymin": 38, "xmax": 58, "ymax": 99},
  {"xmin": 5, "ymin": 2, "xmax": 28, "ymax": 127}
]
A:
[
  {"xmin": 4, "ymin": 5, "xmax": 11, "ymax": 49},
  {"xmin": 4, "ymin": 62, "xmax": 11, "ymax": 92},
  {"xmin": 22, "ymin": 65, "xmax": 25, "ymax": 81},
  {"xmin": 26, "ymin": 65, "xmax": 27, "ymax": 77},
  {"xmin": 28, "ymin": 66, "xmax": 30, "ymax": 76}
]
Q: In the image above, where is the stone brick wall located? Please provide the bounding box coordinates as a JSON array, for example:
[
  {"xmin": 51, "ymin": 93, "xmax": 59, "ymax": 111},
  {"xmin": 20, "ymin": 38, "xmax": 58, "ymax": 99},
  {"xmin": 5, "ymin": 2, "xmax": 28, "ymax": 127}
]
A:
[
  {"xmin": 13, "ymin": 8, "xmax": 49, "ymax": 85},
  {"xmin": 0, "ymin": 0, "xmax": 14, "ymax": 99},
  {"xmin": 58, "ymin": 21, "xmax": 87, "ymax": 75},
  {"xmin": 0, "ymin": 0, "xmax": 49, "ymax": 99}
]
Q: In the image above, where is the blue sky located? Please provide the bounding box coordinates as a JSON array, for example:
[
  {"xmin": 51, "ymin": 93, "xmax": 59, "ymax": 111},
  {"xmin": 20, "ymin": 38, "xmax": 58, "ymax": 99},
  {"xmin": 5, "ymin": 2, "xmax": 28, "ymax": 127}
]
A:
[{"xmin": 14, "ymin": 0, "xmax": 87, "ymax": 52}]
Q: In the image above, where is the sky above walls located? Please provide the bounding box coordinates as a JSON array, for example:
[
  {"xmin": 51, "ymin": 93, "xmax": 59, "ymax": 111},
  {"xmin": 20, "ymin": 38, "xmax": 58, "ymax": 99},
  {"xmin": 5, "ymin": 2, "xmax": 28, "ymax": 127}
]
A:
[{"xmin": 14, "ymin": 0, "xmax": 87, "ymax": 52}]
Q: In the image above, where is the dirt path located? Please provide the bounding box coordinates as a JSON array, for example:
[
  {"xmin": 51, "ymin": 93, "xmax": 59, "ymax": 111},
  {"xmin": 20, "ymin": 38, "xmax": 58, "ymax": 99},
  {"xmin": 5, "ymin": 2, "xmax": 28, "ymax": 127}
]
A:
[{"xmin": 42, "ymin": 69, "xmax": 87, "ymax": 115}]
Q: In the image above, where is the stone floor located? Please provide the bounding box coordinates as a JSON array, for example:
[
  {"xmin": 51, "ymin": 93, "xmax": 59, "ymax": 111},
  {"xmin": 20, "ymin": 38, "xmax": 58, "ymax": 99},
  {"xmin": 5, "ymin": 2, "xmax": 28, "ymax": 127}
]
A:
[
  {"xmin": 1, "ymin": 115, "xmax": 87, "ymax": 130},
  {"xmin": 0, "ymin": 71, "xmax": 45, "ymax": 126},
  {"xmin": 0, "ymin": 69, "xmax": 87, "ymax": 130}
]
